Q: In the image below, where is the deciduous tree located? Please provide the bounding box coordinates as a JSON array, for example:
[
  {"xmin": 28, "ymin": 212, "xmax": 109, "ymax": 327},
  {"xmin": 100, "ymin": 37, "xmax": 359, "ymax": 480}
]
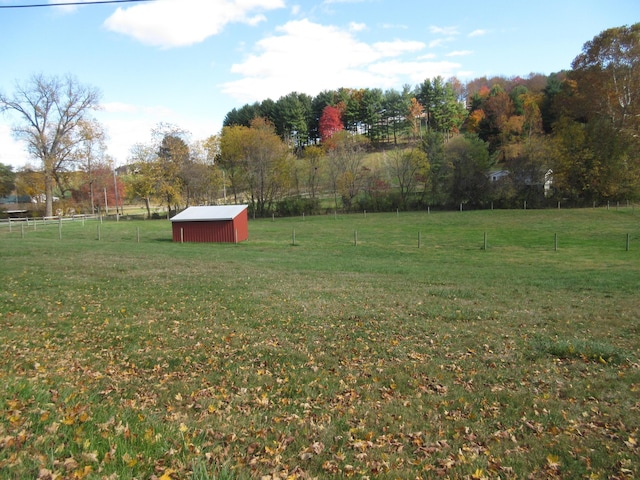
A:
[
  {"xmin": 15, "ymin": 166, "xmax": 44, "ymax": 205},
  {"xmin": 444, "ymin": 134, "xmax": 492, "ymax": 207},
  {"xmin": 125, "ymin": 143, "xmax": 158, "ymax": 218},
  {"xmin": 154, "ymin": 125, "xmax": 190, "ymax": 213},
  {"xmin": 220, "ymin": 118, "xmax": 293, "ymax": 216},
  {"xmin": 552, "ymin": 23, "xmax": 640, "ymax": 202},
  {"xmin": 319, "ymin": 105, "xmax": 344, "ymax": 142},
  {"xmin": 326, "ymin": 130, "xmax": 369, "ymax": 209},
  {"xmin": 301, "ymin": 145, "xmax": 324, "ymax": 199},
  {"xmin": 0, "ymin": 74, "xmax": 101, "ymax": 216},
  {"xmin": 385, "ymin": 147, "xmax": 429, "ymax": 208},
  {"xmin": 407, "ymin": 97, "xmax": 424, "ymax": 141},
  {"xmin": 571, "ymin": 23, "xmax": 640, "ymax": 133}
]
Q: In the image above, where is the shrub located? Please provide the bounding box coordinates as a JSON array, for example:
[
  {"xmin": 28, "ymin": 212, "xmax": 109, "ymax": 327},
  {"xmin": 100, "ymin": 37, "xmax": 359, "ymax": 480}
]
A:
[{"xmin": 275, "ymin": 197, "xmax": 320, "ymax": 217}]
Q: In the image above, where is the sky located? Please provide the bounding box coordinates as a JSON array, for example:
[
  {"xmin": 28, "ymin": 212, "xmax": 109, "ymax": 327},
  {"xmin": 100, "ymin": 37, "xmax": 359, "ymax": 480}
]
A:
[{"xmin": 0, "ymin": 0, "xmax": 638, "ymax": 169}]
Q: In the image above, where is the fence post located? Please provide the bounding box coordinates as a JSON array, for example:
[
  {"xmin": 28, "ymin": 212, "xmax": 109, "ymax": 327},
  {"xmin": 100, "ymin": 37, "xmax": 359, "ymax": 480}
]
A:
[
  {"xmin": 354, "ymin": 230, "xmax": 358, "ymax": 247},
  {"xmin": 418, "ymin": 231, "xmax": 421, "ymax": 249},
  {"xmin": 483, "ymin": 232, "xmax": 487, "ymax": 250},
  {"xmin": 626, "ymin": 233, "xmax": 630, "ymax": 252},
  {"xmin": 554, "ymin": 233, "xmax": 558, "ymax": 251}
]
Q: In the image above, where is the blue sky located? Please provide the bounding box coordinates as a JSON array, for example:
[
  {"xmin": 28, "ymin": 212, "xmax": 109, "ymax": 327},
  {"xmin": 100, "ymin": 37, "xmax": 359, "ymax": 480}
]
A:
[{"xmin": 1, "ymin": 0, "xmax": 638, "ymax": 168}]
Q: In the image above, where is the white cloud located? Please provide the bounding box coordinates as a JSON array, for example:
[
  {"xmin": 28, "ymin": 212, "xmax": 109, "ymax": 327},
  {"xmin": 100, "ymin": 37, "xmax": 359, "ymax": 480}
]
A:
[
  {"xmin": 373, "ymin": 39, "xmax": 425, "ymax": 57},
  {"xmin": 429, "ymin": 25, "xmax": 459, "ymax": 36},
  {"xmin": 468, "ymin": 29, "xmax": 489, "ymax": 37},
  {"xmin": 103, "ymin": 0, "xmax": 285, "ymax": 48},
  {"xmin": 446, "ymin": 50, "xmax": 473, "ymax": 57},
  {"xmin": 349, "ymin": 21, "xmax": 367, "ymax": 32},
  {"xmin": 98, "ymin": 104, "xmax": 220, "ymax": 165},
  {"xmin": 382, "ymin": 23, "xmax": 409, "ymax": 30},
  {"xmin": 0, "ymin": 123, "xmax": 30, "ymax": 169},
  {"xmin": 220, "ymin": 19, "xmax": 460, "ymax": 103},
  {"xmin": 428, "ymin": 38, "xmax": 445, "ymax": 48},
  {"xmin": 368, "ymin": 60, "xmax": 461, "ymax": 84}
]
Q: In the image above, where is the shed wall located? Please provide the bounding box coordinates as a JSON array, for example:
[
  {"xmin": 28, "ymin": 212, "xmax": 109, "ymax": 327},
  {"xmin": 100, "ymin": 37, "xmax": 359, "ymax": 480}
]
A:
[
  {"xmin": 172, "ymin": 213, "xmax": 249, "ymax": 243},
  {"xmin": 232, "ymin": 208, "xmax": 249, "ymax": 242}
]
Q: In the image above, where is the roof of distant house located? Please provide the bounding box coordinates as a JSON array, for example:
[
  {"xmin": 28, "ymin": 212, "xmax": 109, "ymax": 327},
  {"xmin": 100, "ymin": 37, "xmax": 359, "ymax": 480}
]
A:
[{"xmin": 170, "ymin": 205, "xmax": 248, "ymax": 222}]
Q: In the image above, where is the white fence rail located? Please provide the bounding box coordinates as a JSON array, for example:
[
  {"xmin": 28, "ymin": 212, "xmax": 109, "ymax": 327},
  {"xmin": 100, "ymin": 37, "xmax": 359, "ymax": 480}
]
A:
[{"xmin": 0, "ymin": 214, "xmax": 100, "ymax": 230}]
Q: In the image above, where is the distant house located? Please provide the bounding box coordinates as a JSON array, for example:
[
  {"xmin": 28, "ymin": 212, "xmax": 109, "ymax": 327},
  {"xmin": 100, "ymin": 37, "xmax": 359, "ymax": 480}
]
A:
[
  {"xmin": 489, "ymin": 168, "xmax": 554, "ymax": 196},
  {"xmin": 31, "ymin": 194, "xmax": 59, "ymax": 203},
  {"xmin": 544, "ymin": 169, "xmax": 553, "ymax": 197},
  {"xmin": 170, "ymin": 205, "xmax": 249, "ymax": 243},
  {"xmin": 489, "ymin": 170, "xmax": 510, "ymax": 182}
]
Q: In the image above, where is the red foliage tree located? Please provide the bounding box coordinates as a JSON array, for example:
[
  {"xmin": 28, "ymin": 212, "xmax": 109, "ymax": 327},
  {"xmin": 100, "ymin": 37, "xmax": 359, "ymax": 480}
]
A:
[{"xmin": 319, "ymin": 105, "xmax": 344, "ymax": 142}]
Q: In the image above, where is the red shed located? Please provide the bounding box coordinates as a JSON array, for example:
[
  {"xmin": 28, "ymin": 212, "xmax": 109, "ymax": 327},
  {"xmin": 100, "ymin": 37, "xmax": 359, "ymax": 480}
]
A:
[{"xmin": 170, "ymin": 205, "xmax": 249, "ymax": 243}]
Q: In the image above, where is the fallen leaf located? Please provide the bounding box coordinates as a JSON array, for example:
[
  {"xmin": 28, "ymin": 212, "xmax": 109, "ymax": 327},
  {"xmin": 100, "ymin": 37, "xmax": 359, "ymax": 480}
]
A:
[{"xmin": 546, "ymin": 454, "xmax": 561, "ymax": 469}]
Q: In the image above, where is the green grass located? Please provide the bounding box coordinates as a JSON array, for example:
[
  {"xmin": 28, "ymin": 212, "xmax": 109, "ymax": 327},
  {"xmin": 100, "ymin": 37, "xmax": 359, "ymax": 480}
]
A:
[{"xmin": 0, "ymin": 208, "xmax": 639, "ymax": 479}]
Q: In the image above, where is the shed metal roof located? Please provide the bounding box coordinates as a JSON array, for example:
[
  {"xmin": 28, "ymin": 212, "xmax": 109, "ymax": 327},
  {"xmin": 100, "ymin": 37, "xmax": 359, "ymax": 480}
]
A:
[{"xmin": 170, "ymin": 205, "xmax": 248, "ymax": 222}]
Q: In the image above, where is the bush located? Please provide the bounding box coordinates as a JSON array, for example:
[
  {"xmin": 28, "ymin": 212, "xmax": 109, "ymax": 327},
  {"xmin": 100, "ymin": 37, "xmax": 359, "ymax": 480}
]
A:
[{"xmin": 275, "ymin": 197, "xmax": 321, "ymax": 217}]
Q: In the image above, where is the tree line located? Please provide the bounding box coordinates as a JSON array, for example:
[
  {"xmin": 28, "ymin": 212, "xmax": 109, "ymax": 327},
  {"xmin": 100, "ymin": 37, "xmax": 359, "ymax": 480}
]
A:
[
  {"xmin": 1, "ymin": 24, "xmax": 639, "ymax": 218},
  {"xmin": 216, "ymin": 22, "xmax": 640, "ymax": 213}
]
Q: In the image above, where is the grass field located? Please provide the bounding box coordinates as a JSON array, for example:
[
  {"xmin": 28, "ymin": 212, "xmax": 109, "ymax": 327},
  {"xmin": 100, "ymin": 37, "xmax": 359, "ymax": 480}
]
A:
[{"xmin": 1, "ymin": 208, "xmax": 639, "ymax": 479}]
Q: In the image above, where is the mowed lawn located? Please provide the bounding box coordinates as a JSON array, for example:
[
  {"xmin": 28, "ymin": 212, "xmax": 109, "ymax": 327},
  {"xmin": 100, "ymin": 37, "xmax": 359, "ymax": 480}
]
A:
[{"xmin": 0, "ymin": 208, "xmax": 639, "ymax": 479}]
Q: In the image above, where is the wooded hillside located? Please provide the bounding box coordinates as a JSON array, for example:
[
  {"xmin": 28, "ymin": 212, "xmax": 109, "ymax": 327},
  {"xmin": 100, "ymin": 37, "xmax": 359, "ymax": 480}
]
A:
[{"xmin": 217, "ymin": 23, "xmax": 639, "ymax": 213}]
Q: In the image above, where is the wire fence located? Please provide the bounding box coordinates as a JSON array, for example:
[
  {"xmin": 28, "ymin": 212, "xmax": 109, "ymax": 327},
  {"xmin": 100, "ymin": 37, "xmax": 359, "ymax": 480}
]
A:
[{"xmin": 1, "ymin": 209, "xmax": 637, "ymax": 254}]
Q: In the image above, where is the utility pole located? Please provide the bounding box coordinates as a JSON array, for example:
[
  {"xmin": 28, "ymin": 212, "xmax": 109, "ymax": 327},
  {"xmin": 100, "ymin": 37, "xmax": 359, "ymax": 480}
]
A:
[{"xmin": 113, "ymin": 167, "xmax": 120, "ymax": 220}]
